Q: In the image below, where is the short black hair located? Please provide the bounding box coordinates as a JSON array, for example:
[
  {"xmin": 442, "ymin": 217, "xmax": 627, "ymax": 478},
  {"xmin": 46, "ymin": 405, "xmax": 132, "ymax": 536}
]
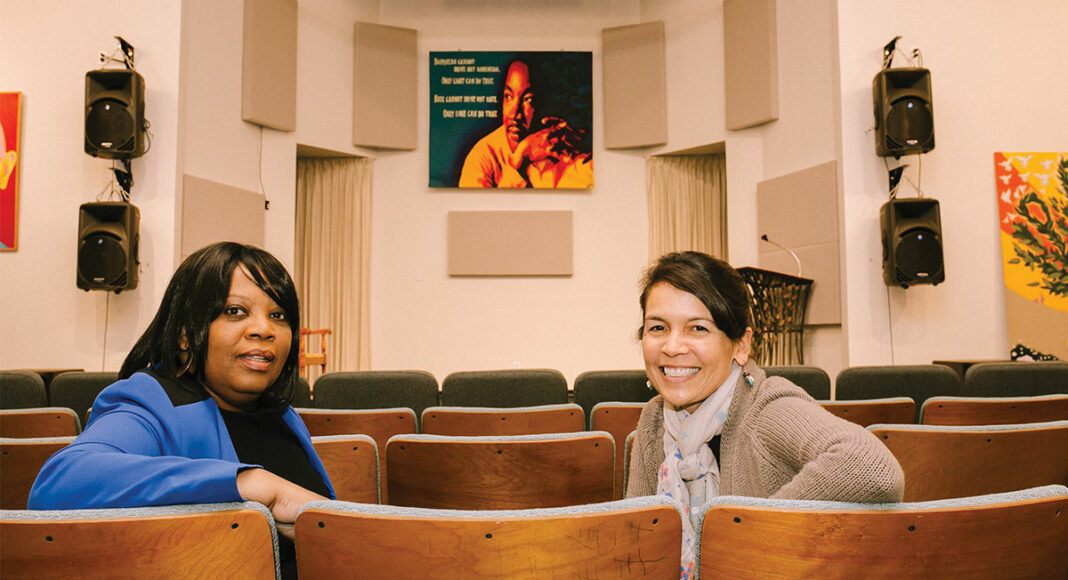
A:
[
  {"xmin": 638, "ymin": 251, "xmax": 753, "ymax": 341},
  {"xmin": 120, "ymin": 241, "xmax": 300, "ymax": 411}
]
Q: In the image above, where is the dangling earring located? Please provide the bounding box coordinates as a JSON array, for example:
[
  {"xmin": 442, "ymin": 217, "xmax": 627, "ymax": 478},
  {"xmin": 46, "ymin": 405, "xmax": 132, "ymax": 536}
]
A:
[
  {"xmin": 742, "ymin": 366, "xmax": 754, "ymax": 387},
  {"xmin": 646, "ymin": 380, "xmax": 654, "ymax": 391}
]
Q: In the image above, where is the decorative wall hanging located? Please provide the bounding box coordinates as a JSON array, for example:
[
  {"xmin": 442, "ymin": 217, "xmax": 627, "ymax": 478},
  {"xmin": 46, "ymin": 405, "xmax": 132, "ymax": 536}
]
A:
[
  {"xmin": 429, "ymin": 51, "xmax": 593, "ymax": 189},
  {"xmin": 0, "ymin": 92, "xmax": 22, "ymax": 251},
  {"xmin": 994, "ymin": 151, "xmax": 1068, "ymax": 359}
]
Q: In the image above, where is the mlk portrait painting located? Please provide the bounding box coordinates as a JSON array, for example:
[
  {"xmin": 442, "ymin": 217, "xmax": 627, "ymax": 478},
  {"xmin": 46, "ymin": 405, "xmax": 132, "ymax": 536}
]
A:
[{"xmin": 429, "ymin": 51, "xmax": 593, "ymax": 190}]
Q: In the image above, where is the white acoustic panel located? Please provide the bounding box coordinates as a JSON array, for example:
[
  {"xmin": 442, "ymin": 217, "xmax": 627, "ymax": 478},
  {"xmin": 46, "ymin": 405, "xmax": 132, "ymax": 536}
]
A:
[
  {"xmin": 602, "ymin": 21, "xmax": 667, "ymax": 148},
  {"xmin": 724, "ymin": 0, "xmax": 779, "ymax": 130},
  {"xmin": 242, "ymin": 0, "xmax": 297, "ymax": 131},
  {"xmin": 448, "ymin": 211, "xmax": 573, "ymax": 277},
  {"xmin": 756, "ymin": 161, "xmax": 840, "ymax": 324},
  {"xmin": 181, "ymin": 174, "xmax": 265, "ymax": 259},
  {"xmin": 353, "ymin": 22, "xmax": 417, "ymax": 150}
]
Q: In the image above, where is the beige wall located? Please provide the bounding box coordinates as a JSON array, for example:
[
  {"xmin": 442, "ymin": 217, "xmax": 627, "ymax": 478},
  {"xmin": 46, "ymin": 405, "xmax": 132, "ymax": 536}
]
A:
[
  {"xmin": 836, "ymin": 0, "xmax": 1068, "ymax": 365},
  {"xmin": 0, "ymin": 0, "xmax": 182, "ymax": 371},
  {"xmin": 3, "ymin": 0, "xmax": 1065, "ymax": 389}
]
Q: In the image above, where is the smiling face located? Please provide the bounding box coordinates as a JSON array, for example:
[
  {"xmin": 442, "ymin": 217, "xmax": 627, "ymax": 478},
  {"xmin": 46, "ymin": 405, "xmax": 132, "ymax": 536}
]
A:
[
  {"xmin": 201, "ymin": 266, "xmax": 293, "ymax": 412},
  {"xmin": 502, "ymin": 60, "xmax": 534, "ymax": 150},
  {"xmin": 642, "ymin": 282, "xmax": 751, "ymax": 413}
]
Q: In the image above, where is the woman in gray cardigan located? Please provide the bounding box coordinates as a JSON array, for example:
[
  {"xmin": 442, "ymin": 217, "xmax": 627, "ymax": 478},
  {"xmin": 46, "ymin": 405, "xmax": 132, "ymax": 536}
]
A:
[{"xmin": 626, "ymin": 251, "xmax": 903, "ymax": 579}]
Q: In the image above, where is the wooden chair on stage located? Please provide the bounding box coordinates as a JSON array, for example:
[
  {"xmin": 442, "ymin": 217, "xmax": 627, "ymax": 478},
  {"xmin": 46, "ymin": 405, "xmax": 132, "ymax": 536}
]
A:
[
  {"xmin": 0, "ymin": 502, "xmax": 279, "ymax": 578},
  {"xmin": 921, "ymin": 394, "xmax": 1068, "ymax": 425},
  {"xmin": 590, "ymin": 402, "xmax": 645, "ymax": 499},
  {"xmin": 420, "ymin": 404, "xmax": 584, "ymax": 436},
  {"xmin": 299, "ymin": 328, "xmax": 332, "ymax": 376},
  {"xmin": 697, "ymin": 485, "xmax": 1067, "ymax": 579},
  {"xmin": 295, "ymin": 495, "xmax": 683, "ymax": 580},
  {"xmin": 868, "ymin": 420, "xmax": 1068, "ymax": 501},
  {"xmin": 0, "ymin": 408, "xmax": 81, "ymax": 438},
  {"xmin": 0, "ymin": 437, "xmax": 74, "ymax": 510},
  {"xmin": 385, "ymin": 432, "xmax": 614, "ymax": 510},
  {"xmin": 819, "ymin": 397, "xmax": 916, "ymax": 427},
  {"xmin": 311, "ymin": 435, "xmax": 379, "ymax": 504}
]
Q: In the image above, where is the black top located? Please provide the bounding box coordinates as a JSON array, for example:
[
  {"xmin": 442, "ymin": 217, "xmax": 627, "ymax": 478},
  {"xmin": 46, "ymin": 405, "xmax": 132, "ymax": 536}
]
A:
[
  {"xmin": 219, "ymin": 408, "xmax": 330, "ymax": 498},
  {"xmin": 220, "ymin": 407, "xmax": 329, "ymax": 580}
]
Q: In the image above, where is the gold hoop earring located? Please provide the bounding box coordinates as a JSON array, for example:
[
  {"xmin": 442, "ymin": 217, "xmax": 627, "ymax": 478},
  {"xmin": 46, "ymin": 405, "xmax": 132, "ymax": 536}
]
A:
[{"xmin": 177, "ymin": 351, "xmax": 194, "ymax": 378}]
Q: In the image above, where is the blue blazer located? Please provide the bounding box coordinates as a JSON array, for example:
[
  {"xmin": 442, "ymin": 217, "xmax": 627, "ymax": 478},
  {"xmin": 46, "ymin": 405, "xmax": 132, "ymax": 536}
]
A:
[{"xmin": 28, "ymin": 371, "xmax": 335, "ymax": 509}]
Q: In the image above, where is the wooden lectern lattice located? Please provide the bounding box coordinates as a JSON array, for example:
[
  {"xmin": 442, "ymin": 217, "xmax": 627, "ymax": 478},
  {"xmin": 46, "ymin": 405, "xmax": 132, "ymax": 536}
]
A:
[{"xmin": 738, "ymin": 267, "xmax": 813, "ymax": 366}]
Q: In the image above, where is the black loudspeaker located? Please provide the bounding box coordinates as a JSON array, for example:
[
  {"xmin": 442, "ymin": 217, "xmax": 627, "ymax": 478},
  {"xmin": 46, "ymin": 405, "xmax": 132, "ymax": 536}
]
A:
[
  {"xmin": 881, "ymin": 197, "xmax": 944, "ymax": 288},
  {"xmin": 77, "ymin": 202, "xmax": 139, "ymax": 292},
  {"xmin": 85, "ymin": 69, "xmax": 146, "ymax": 159},
  {"xmin": 872, "ymin": 67, "xmax": 934, "ymax": 158}
]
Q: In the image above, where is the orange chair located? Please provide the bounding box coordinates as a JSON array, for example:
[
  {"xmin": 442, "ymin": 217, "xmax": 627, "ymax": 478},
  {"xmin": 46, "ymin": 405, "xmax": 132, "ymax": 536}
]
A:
[
  {"xmin": 590, "ymin": 402, "xmax": 645, "ymax": 499},
  {"xmin": 299, "ymin": 328, "xmax": 332, "ymax": 376}
]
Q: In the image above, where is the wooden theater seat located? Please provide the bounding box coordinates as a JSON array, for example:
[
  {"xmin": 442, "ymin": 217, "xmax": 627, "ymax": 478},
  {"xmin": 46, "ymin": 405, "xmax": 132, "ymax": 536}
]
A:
[
  {"xmin": 0, "ymin": 437, "xmax": 74, "ymax": 510},
  {"xmin": 386, "ymin": 432, "xmax": 614, "ymax": 510},
  {"xmin": 590, "ymin": 402, "xmax": 645, "ymax": 499},
  {"xmin": 0, "ymin": 408, "xmax": 81, "ymax": 438},
  {"xmin": 420, "ymin": 404, "xmax": 584, "ymax": 436},
  {"xmin": 311, "ymin": 435, "xmax": 379, "ymax": 504},
  {"xmin": 697, "ymin": 485, "xmax": 1067, "ymax": 579},
  {"xmin": 920, "ymin": 394, "xmax": 1068, "ymax": 426},
  {"xmin": 298, "ymin": 407, "xmax": 416, "ymax": 503},
  {"xmin": 868, "ymin": 421, "xmax": 1068, "ymax": 501},
  {"xmin": 819, "ymin": 397, "xmax": 916, "ymax": 427},
  {"xmin": 295, "ymin": 495, "xmax": 683, "ymax": 579},
  {"xmin": 0, "ymin": 502, "xmax": 279, "ymax": 578}
]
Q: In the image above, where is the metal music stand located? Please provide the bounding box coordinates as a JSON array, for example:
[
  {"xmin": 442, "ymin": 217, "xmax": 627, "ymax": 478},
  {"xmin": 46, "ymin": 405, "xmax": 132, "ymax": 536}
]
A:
[{"xmin": 738, "ymin": 267, "xmax": 814, "ymax": 365}]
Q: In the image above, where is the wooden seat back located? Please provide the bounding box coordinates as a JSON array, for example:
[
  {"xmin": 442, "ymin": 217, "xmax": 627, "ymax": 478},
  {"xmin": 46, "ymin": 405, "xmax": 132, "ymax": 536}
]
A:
[
  {"xmin": 698, "ymin": 486, "xmax": 1068, "ymax": 579},
  {"xmin": 590, "ymin": 402, "xmax": 645, "ymax": 499},
  {"xmin": 921, "ymin": 394, "xmax": 1068, "ymax": 425},
  {"xmin": 311, "ymin": 435, "xmax": 379, "ymax": 504},
  {"xmin": 298, "ymin": 407, "xmax": 416, "ymax": 503},
  {"xmin": 869, "ymin": 421, "xmax": 1068, "ymax": 501},
  {"xmin": 0, "ymin": 502, "xmax": 279, "ymax": 578},
  {"xmin": 420, "ymin": 404, "xmax": 584, "ymax": 436},
  {"xmin": 386, "ymin": 432, "xmax": 614, "ymax": 509},
  {"xmin": 0, "ymin": 437, "xmax": 73, "ymax": 510},
  {"xmin": 0, "ymin": 408, "xmax": 80, "ymax": 438},
  {"xmin": 819, "ymin": 397, "xmax": 916, "ymax": 427},
  {"xmin": 295, "ymin": 496, "xmax": 683, "ymax": 579}
]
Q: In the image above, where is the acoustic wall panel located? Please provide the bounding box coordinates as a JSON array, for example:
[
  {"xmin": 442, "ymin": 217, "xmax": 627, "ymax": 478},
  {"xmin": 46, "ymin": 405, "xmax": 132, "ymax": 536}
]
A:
[
  {"xmin": 602, "ymin": 22, "xmax": 667, "ymax": 149},
  {"xmin": 447, "ymin": 211, "xmax": 573, "ymax": 277},
  {"xmin": 181, "ymin": 174, "xmax": 265, "ymax": 259},
  {"xmin": 756, "ymin": 161, "xmax": 840, "ymax": 324},
  {"xmin": 353, "ymin": 22, "xmax": 417, "ymax": 150},
  {"xmin": 724, "ymin": 0, "xmax": 779, "ymax": 130},
  {"xmin": 241, "ymin": 0, "xmax": 297, "ymax": 131}
]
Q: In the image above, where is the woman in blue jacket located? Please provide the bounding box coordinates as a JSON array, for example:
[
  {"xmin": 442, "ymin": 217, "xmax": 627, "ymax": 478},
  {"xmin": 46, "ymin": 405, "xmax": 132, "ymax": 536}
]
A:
[{"xmin": 30, "ymin": 241, "xmax": 334, "ymax": 577}]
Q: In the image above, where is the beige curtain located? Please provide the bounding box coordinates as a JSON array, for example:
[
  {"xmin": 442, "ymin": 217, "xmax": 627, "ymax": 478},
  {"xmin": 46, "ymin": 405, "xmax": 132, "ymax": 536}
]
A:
[
  {"xmin": 646, "ymin": 154, "xmax": 727, "ymax": 260},
  {"xmin": 295, "ymin": 157, "xmax": 373, "ymax": 384}
]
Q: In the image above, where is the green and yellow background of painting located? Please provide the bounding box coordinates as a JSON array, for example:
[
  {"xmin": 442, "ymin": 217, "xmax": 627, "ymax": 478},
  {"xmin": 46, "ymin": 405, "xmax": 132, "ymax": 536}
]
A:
[{"xmin": 995, "ymin": 151, "xmax": 1068, "ymax": 359}]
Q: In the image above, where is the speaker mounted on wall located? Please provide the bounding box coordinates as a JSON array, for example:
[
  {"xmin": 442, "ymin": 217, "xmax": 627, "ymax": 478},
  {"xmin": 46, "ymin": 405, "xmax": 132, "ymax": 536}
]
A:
[
  {"xmin": 880, "ymin": 197, "xmax": 944, "ymax": 288},
  {"xmin": 77, "ymin": 201, "xmax": 139, "ymax": 293},
  {"xmin": 872, "ymin": 67, "xmax": 934, "ymax": 158},
  {"xmin": 85, "ymin": 69, "xmax": 146, "ymax": 159}
]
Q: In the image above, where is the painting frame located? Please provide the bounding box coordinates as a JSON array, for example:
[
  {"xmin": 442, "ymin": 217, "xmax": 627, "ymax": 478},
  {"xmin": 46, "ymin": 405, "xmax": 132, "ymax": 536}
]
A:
[{"xmin": 429, "ymin": 51, "xmax": 593, "ymax": 190}]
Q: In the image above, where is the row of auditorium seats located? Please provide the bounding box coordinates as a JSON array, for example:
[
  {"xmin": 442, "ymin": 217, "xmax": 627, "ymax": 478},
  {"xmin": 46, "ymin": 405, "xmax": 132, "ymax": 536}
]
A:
[
  {"xmin": 3, "ymin": 361, "xmax": 1065, "ymax": 421},
  {"xmin": 3, "ymin": 485, "xmax": 1065, "ymax": 578},
  {"xmin": 7, "ymin": 418, "xmax": 1065, "ymax": 511}
]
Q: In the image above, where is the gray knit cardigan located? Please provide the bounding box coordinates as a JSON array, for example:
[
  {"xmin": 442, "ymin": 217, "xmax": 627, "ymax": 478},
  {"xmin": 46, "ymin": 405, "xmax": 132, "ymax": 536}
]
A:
[{"xmin": 626, "ymin": 363, "xmax": 905, "ymax": 502}]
